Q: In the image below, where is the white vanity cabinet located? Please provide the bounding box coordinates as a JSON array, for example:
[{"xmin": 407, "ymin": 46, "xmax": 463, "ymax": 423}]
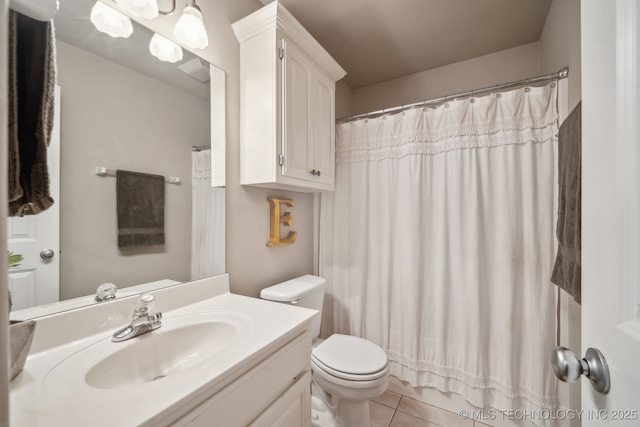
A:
[
  {"xmin": 170, "ymin": 331, "xmax": 312, "ymax": 427},
  {"xmin": 232, "ymin": 3, "xmax": 346, "ymax": 192},
  {"xmin": 9, "ymin": 276, "xmax": 318, "ymax": 427}
]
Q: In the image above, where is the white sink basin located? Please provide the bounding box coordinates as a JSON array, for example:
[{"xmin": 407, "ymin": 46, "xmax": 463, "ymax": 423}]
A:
[{"xmin": 44, "ymin": 311, "xmax": 253, "ymax": 396}]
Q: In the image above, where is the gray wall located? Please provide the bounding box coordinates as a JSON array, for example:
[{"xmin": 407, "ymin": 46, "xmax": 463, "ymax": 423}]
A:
[
  {"xmin": 540, "ymin": 0, "xmax": 581, "ymax": 113},
  {"xmin": 335, "ymin": 80, "xmax": 353, "ymax": 120},
  {"xmin": 56, "ymin": 41, "xmax": 210, "ymax": 299},
  {"xmin": 345, "ymin": 41, "xmax": 541, "ymax": 118}
]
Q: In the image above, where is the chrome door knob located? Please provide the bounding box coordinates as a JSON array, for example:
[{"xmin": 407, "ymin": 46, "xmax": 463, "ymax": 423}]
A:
[
  {"xmin": 550, "ymin": 346, "xmax": 610, "ymax": 394},
  {"xmin": 40, "ymin": 249, "xmax": 55, "ymax": 259}
]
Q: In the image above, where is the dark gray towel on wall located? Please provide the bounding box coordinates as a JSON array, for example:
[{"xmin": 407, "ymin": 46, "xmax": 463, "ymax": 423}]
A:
[
  {"xmin": 551, "ymin": 102, "xmax": 581, "ymax": 304},
  {"xmin": 117, "ymin": 170, "xmax": 166, "ymax": 248},
  {"xmin": 8, "ymin": 11, "xmax": 57, "ymax": 217}
]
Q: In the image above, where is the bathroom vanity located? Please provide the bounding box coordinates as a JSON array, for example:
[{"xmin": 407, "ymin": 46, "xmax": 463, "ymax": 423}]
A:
[{"xmin": 9, "ymin": 275, "xmax": 315, "ymax": 426}]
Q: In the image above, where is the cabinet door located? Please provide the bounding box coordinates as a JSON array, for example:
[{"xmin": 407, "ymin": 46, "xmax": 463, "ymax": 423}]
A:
[
  {"xmin": 170, "ymin": 333, "xmax": 311, "ymax": 427},
  {"xmin": 312, "ymin": 69, "xmax": 335, "ymax": 186},
  {"xmin": 282, "ymin": 39, "xmax": 314, "ymax": 182},
  {"xmin": 249, "ymin": 371, "xmax": 311, "ymax": 427}
]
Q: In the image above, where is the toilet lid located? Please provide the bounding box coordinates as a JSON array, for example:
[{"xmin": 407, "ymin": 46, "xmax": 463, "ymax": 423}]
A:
[{"xmin": 311, "ymin": 334, "xmax": 388, "ymax": 379}]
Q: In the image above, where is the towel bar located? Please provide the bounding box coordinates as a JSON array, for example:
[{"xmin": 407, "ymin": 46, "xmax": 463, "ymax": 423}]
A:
[{"xmin": 95, "ymin": 167, "xmax": 180, "ymax": 184}]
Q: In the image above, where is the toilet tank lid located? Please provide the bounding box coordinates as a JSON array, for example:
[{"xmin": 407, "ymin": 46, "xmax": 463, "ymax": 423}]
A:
[{"xmin": 260, "ymin": 275, "xmax": 326, "ymax": 302}]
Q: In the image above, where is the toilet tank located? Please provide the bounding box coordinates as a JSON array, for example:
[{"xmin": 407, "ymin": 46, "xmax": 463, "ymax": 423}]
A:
[{"xmin": 260, "ymin": 275, "xmax": 326, "ymax": 339}]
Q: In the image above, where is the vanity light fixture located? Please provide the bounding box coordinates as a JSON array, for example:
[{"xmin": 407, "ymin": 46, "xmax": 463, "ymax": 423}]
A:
[
  {"xmin": 173, "ymin": 1, "xmax": 209, "ymax": 49},
  {"xmin": 90, "ymin": 1, "xmax": 133, "ymax": 38},
  {"xmin": 115, "ymin": 0, "xmax": 159, "ymax": 20},
  {"xmin": 149, "ymin": 33, "xmax": 184, "ymax": 63}
]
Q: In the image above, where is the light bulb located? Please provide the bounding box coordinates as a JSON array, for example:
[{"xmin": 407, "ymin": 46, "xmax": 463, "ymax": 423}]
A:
[
  {"xmin": 115, "ymin": 0, "xmax": 159, "ymax": 20},
  {"xmin": 90, "ymin": 2, "xmax": 133, "ymax": 38},
  {"xmin": 174, "ymin": 3, "xmax": 208, "ymax": 49},
  {"xmin": 149, "ymin": 33, "xmax": 184, "ymax": 63}
]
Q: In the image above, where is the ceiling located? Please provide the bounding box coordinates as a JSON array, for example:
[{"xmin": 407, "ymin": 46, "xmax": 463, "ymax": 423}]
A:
[
  {"xmin": 55, "ymin": 0, "xmax": 553, "ymax": 92},
  {"xmin": 262, "ymin": 0, "xmax": 553, "ymax": 89}
]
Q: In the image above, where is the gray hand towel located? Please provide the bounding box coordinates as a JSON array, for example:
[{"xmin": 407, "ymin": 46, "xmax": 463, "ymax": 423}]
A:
[
  {"xmin": 8, "ymin": 11, "xmax": 56, "ymax": 217},
  {"xmin": 551, "ymin": 102, "xmax": 581, "ymax": 304},
  {"xmin": 117, "ymin": 170, "xmax": 166, "ymax": 248}
]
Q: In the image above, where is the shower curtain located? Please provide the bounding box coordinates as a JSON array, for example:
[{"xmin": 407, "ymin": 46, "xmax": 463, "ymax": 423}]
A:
[
  {"xmin": 320, "ymin": 84, "xmax": 559, "ymax": 417},
  {"xmin": 191, "ymin": 149, "xmax": 225, "ymax": 280}
]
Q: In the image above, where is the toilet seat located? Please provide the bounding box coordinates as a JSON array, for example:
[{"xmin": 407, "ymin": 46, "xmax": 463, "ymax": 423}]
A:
[{"xmin": 311, "ymin": 334, "xmax": 388, "ymax": 381}]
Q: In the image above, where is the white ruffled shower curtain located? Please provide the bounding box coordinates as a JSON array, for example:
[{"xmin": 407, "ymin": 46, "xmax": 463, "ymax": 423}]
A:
[
  {"xmin": 191, "ymin": 149, "xmax": 225, "ymax": 280},
  {"xmin": 320, "ymin": 84, "xmax": 559, "ymax": 417}
]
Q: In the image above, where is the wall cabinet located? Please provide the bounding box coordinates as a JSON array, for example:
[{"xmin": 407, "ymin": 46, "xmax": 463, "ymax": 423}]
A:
[{"xmin": 233, "ymin": 3, "xmax": 346, "ymax": 192}]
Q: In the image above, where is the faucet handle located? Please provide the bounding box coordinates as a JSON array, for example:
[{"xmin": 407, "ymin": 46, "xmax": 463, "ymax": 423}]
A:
[{"xmin": 133, "ymin": 293, "xmax": 155, "ymax": 318}]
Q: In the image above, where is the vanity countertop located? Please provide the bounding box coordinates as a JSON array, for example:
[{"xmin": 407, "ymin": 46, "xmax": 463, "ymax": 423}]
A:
[{"xmin": 9, "ymin": 274, "xmax": 316, "ymax": 426}]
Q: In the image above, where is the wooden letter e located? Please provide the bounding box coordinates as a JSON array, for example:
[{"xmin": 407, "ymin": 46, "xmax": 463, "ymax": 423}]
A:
[{"xmin": 266, "ymin": 197, "xmax": 297, "ymax": 247}]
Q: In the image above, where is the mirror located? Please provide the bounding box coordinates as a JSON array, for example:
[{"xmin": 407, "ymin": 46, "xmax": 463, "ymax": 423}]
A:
[{"xmin": 7, "ymin": 0, "xmax": 225, "ymax": 319}]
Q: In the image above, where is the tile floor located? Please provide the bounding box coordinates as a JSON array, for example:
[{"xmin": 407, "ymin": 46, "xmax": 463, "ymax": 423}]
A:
[{"xmin": 370, "ymin": 390, "xmax": 492, "ymax": 427}]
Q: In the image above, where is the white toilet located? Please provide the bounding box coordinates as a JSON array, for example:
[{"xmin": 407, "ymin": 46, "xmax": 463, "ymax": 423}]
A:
[{"xmin": 261, "ymin": 275, "xmax": 389, "ymax": 427}]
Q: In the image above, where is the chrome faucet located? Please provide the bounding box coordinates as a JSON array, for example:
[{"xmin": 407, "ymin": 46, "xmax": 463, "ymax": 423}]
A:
[
  {"xmin": 112, "ymin": 293, "xmax": 162, "ymax": 342},
  {"xmin": 95, "ymin": 283, "xmax": 118, "ymax": 302}
]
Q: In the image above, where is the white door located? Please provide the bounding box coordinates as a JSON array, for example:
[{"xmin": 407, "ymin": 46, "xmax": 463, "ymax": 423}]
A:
[
  {"xmin": 582, "ymin": 1, "xmax": 640, "ymax": 423},
  {"xmin": 7, "ymin": 86, "xmax": 60, "ymax": 311}
]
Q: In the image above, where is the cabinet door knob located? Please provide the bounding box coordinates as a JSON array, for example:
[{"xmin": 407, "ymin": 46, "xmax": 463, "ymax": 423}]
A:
[
  {"xmin": 310, "ymin": 169, "xmax": 317, "ymax": 175},
  {"xmin": 316, "ymin": 170, "xmax": 321, "ymax": 177}
]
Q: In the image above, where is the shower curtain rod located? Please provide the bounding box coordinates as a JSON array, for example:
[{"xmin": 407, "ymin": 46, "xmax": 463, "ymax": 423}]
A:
[{"xmin": 338, "ymin": 67, "xmax": 569, "ymax": 123}]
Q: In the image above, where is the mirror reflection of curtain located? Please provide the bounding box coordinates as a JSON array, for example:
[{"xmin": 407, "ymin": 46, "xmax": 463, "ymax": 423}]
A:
[
  {"xmin": 191, "ymin": 149, "xmax": 225, "ymax": 279},
  {"xmin": 321, "ymin": 83, "xmax": 559, "ymax": 416}
]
